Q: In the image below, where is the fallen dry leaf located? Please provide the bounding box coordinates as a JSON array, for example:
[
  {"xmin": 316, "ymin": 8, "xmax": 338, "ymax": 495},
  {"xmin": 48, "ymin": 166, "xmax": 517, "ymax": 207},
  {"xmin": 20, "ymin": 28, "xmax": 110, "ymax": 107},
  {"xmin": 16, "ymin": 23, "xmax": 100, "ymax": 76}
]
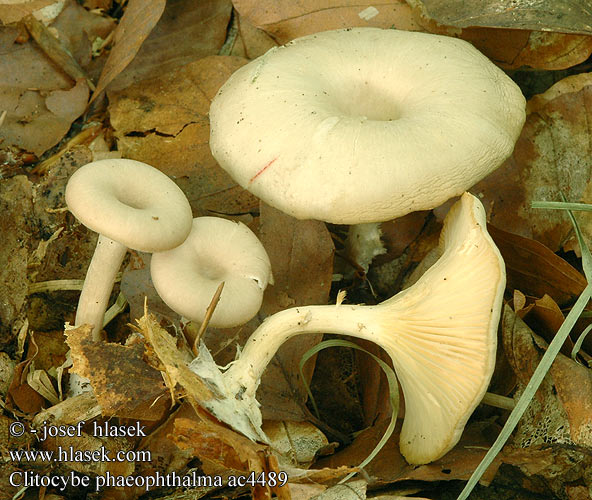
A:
[
  {"xmin": 6, "ymin": 334, "xmax": 45, "ymax": 414},
  {"xmin": 137, "ymin": 312, "xmax": 214, "ymax": 403},
  {"xmin": 410, "ymin": 3, "xmax": 592, "ymax": 70},
  {"xmin": 234, "ymin": 0, "xmax": 420, "ymax": 44},
  {"xmin": 488, "ymin": 225, "xmax": 586, "ymax": 307},
  {"xmin": 253, "ymin": 203, "xmax": 334, "ymax": 421},
  {"xmin": 315, "ymin": 418, "xmax": 502, "ymax": 487},
  {"xmin": 0, "ymin": 44, "xmax": 87, "ymax": 155},
  {"xmin": 407, "ymin": 0, "xmax": 592, "ymax": 35},
  {"xmin": 91, "ymin": 0, "xmax": 166, "ymax": 101},
  {"xmin": 65, "ymin": 324, "xmax": 171, "ymax": 420},
  {"xmin": 310, "ymin": 480, "xmax": 366, "ymax": 500},
  {"xmin": 503, "ymin": 305, "xmax": 592, "ymax": 450},
  {"xmin": 263, "ymin": 420, "xmax": 329, "ymax": 468},
  {"xmin": 234, "ymin": 13, "xmax": 278, "ymax": 59},
  {"xmin": 50, "ymin": 0, "xmax": 115, "ymax": 73},
  {"xmin": 105, "ymin": 0, "xmax": 232, "ymax": 93},
  {"xmin": 502, "ymin": 445, "xmax": 592, "ymax": 498},
  {"xmin": 173, "ymin": 414, "xmax": 291, "ymax": 500},
  {"xmin": 434, "ymin": 73, "xmax": 592, "ymax": 253},
  {"xmin": 24, "ymin": 14, "xmax": 92, "ymax": 86},
  {"xmin": 0, "ymin": 0, "xmax": 56, "ymax": 24},
  {"xmin": 462, "ymin": 29, "xmax": 592, "ymax": 71},
  {"xmin": 0, "ymin": 176, "xmax": 34, "ymax": 350},
  {"xmin": 0, "ymin": 1, "xmax": 113, "ymax": 155},
  {"xmin": 108, "ymin": 55, "xmax": 259, "ymax": 215}
]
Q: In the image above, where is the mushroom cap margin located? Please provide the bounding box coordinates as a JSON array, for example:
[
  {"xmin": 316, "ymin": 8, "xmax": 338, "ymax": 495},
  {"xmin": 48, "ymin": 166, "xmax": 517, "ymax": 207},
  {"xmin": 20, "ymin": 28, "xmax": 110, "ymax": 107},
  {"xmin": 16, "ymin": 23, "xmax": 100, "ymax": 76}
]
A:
[{"xmin": 65, "ymin": 159, "xmax": 193, "ymax": 252}]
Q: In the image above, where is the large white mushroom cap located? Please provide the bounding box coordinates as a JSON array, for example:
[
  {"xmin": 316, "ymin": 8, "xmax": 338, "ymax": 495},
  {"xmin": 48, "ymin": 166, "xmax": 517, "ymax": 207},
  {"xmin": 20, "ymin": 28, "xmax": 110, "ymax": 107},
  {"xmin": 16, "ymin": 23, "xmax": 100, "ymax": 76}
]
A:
[
  {"xmin": 210, "ymin": 28, "xmax": 526, "ymax": 224},
  {"xmin": 151, "ymin": 217, "xmax": 273, "ymax": 328}
]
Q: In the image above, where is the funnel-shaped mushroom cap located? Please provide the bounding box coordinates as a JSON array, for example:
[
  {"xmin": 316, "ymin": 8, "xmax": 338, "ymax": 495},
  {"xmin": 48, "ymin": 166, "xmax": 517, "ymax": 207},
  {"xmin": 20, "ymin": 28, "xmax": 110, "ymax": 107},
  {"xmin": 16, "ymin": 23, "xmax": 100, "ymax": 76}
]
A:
[
  {"xmin": 186, "ymin": 193, "xmax": 505, "ymax": 460},
  {"xmin": 151, "ymin": 217, "xmax": 273, "ymax": 328},
  {"xmin": 65, "ymin": 159, "xmax": 193, "ymax": 252},
  {"xmin": 210, "ymin": 28, "xmax": 525, "ymax": 224},
  {"xmin": 379, "ymin": 192, "xmax": 504, "ymax": 463}
]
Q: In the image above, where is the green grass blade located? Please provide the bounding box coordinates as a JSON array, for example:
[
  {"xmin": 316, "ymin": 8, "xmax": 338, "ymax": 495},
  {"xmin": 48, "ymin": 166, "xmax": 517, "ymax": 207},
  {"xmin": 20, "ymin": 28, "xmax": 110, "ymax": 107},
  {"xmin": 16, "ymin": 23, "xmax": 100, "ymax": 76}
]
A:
[
  {"xmin": 571, "ymin": 323, "xmax": 592, "ymax": 361},
  {"xmin": 531, "ymin": 201, "xmax": 592, "ymax": 212},
  {"xmin": 457, "ymin": 285, "xmax": 592, "ymax": 500},
  {"xmin": 460, "ymin": 197, "xmax": 592, "ymax": 500},
  {"xmin": 531, "ymin": 197, "xmax": 592, "ymax": 278}
]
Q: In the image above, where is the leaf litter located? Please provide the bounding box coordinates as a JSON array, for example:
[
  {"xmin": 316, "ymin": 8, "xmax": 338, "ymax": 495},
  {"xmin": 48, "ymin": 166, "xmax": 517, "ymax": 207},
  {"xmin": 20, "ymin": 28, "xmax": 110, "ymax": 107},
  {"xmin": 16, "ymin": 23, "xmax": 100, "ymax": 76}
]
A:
[{"xmin": 2, "ymin": 0, "xmax": 592, "ymax": 499}]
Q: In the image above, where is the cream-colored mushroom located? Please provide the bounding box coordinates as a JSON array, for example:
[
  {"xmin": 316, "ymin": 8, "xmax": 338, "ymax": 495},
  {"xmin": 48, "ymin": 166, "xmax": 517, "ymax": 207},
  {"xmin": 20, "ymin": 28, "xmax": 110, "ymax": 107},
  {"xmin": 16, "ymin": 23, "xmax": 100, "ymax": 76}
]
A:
[
  {"xmin": 193, "ymin": 193, "xmax": 505, "ymax": 464},
  {"xmin": 151, "ymin": 217, "xmax": 273, "ymax": 328},
  {"xmin": 209, "ymin": 27, "xmax": 525, "ymax": 225},
  {"xmin": 65, "ymin": 159, "xmax": 193, "ymax": 340}
]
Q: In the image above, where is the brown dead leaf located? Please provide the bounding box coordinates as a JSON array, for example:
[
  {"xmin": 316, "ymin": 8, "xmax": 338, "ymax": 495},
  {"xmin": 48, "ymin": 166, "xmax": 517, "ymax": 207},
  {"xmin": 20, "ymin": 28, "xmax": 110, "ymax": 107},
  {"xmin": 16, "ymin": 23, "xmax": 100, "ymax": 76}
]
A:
[
  {"xmin": 488, "ymin": 225, "xmax": 586, "ymax": 306},
  {"xmin": 108, "ymin": 55, "xmax": 259, "ymax": 215},
  {"xmin": 65, "ymin": 324, "xmax": 171, "ymax": 420},
  {"xmin": 46, "ymin": 78, "xmax": 90, "ymax": 120},
  {"xmin": 435, "ymin": 73, "xmax": 592, "ymax": 253},
  {"xmin": 503, "ymin": 305, "xmax": 592, "ymax": 449},
  {"xmin": 0, "ymin": 0, "xmax": 55, "ymax": 24},
  {"xmin": 234, "ymin": 13, "xmax": 279, "ymax": 59},
  {"xmin": 91, "ymin": 0, "xmax": 166, "ymax": 101},
  {"xmin": 129, "ymin": 403, "xmax": 222, "ymax": 500},
  {"xmin": 24, "ymin": 14, "xmax": 92, "ymax": 87},
  {"xmin": 0, "ymin": 176, "xmax": 34, "ymax": 350},
  {"xmin": 173, "ymin": 416, "xmax": 268, "ymax": 472},
  {"xmin": 6, "ymin": 334, "xmax": 45, "ymax": 414},
  {"xmin": 407, "ymin": 0, "xmax": 592, "ymax": 35},
  {"xmin": 502, "ymin": 445, "xmax": 592, "ymax": 497},
  {"xmin": 104, "ymin": 0, "xmax": 232, "ymax": 93},
  {"xmin": 234, "ymin": 0, "xmax": 592, "ymax": 71},
  {"xmin": 315, "ymin": 418, "xmax": 502, "ymax": 487},
  {"xmin": 173, "ymin": 413, "xmax": 290, "ymax": 500},
  {"xmin": 32, "ymin": 391, "xmax": 102, "ymax": 427},
  {"xmin": 0, "ymin": 33, "xmax": 89, "ymax": 156},
  {"xmin": 254, "ymin": 203, "xmax": 334, "ymax": 421},
  {"xmin": 411, "ymin": 4, "xmax": 592, "ymax": 71},
  {"xmin": 234, "ymin": 0, "xmax": 420, "ymax": 44},
  {"xmin": 263, "ymin": 420, "xmax": 329, "ymax": 468},
  {"xmin": 137, "ymin": 312, "xmax": 214, "ymax": 403},
  {"xmin": 26, "ymin": 330, "xmax": 68, "ymax": 371},
  {"xmin": 462, "ymin": 29, "xmax": 592, "ymax": 71},
  {"xmin": 0, "ymin": 4, "xmax": 103, "ymax": 156},
  {"xmin": 526, "ymin": 295, "xmax": 574, "ymax": 355},
  {"xmin": 50, "ymin": 0, "xmax": 116, "ymax": 73}
]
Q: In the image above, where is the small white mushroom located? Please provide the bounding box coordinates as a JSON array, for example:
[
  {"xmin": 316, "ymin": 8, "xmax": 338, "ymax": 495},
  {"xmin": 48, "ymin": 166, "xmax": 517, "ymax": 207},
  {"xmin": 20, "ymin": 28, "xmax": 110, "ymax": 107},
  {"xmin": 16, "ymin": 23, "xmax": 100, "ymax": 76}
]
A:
[
  {"xmin": 151, "ymin": 217, "xmax": 273, "ymax": 328},
  {"xmin": 202, "ymin": 193, "xmax": 504, "ymax": 464},
  {"xmin": 65, "ymin": 159, "xmax": 193, "ymax": 340}
]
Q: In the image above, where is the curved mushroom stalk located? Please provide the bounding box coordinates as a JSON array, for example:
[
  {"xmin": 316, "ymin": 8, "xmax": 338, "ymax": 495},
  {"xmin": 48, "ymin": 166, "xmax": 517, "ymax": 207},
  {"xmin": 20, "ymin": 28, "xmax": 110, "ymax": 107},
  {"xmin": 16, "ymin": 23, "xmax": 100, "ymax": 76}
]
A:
[{"xmin": 191, "ymin": 193, "xmax": 505, "ymax": 464}]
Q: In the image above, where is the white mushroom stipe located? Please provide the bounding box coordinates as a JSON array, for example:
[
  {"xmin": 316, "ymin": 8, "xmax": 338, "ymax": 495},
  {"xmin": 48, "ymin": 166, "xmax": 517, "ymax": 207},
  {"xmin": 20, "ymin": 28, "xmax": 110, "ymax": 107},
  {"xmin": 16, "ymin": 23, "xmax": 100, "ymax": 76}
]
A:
[
  {"xmin": 65, "ymin": 159, "xmax": 193, "ymax": 340},
  {"xmin": 151, "ymin": 217, "xmax": 273, "ymax": 328},
  {"xmin": 210, "ymin": 28, "xmax": 526, "ymax": 225},
  {"xmin": 190, "ymin": 193, "xmax": 505, "ymax": 464}
]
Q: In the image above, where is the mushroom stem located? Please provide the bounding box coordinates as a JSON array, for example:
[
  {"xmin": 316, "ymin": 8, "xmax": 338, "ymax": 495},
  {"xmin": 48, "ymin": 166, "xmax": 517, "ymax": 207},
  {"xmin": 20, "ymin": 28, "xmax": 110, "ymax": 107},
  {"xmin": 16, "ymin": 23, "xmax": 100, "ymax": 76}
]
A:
[
  {"xmin": 206, "ymin": 193, "xmax": 504, "ymax": 465},
  {"xmin": 75, "ymin": 234, "xmax": 127, "ymax": 340},
  {"xmin": 223, "ymin": 303, "xmax": 381, "ymax": 398}
]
